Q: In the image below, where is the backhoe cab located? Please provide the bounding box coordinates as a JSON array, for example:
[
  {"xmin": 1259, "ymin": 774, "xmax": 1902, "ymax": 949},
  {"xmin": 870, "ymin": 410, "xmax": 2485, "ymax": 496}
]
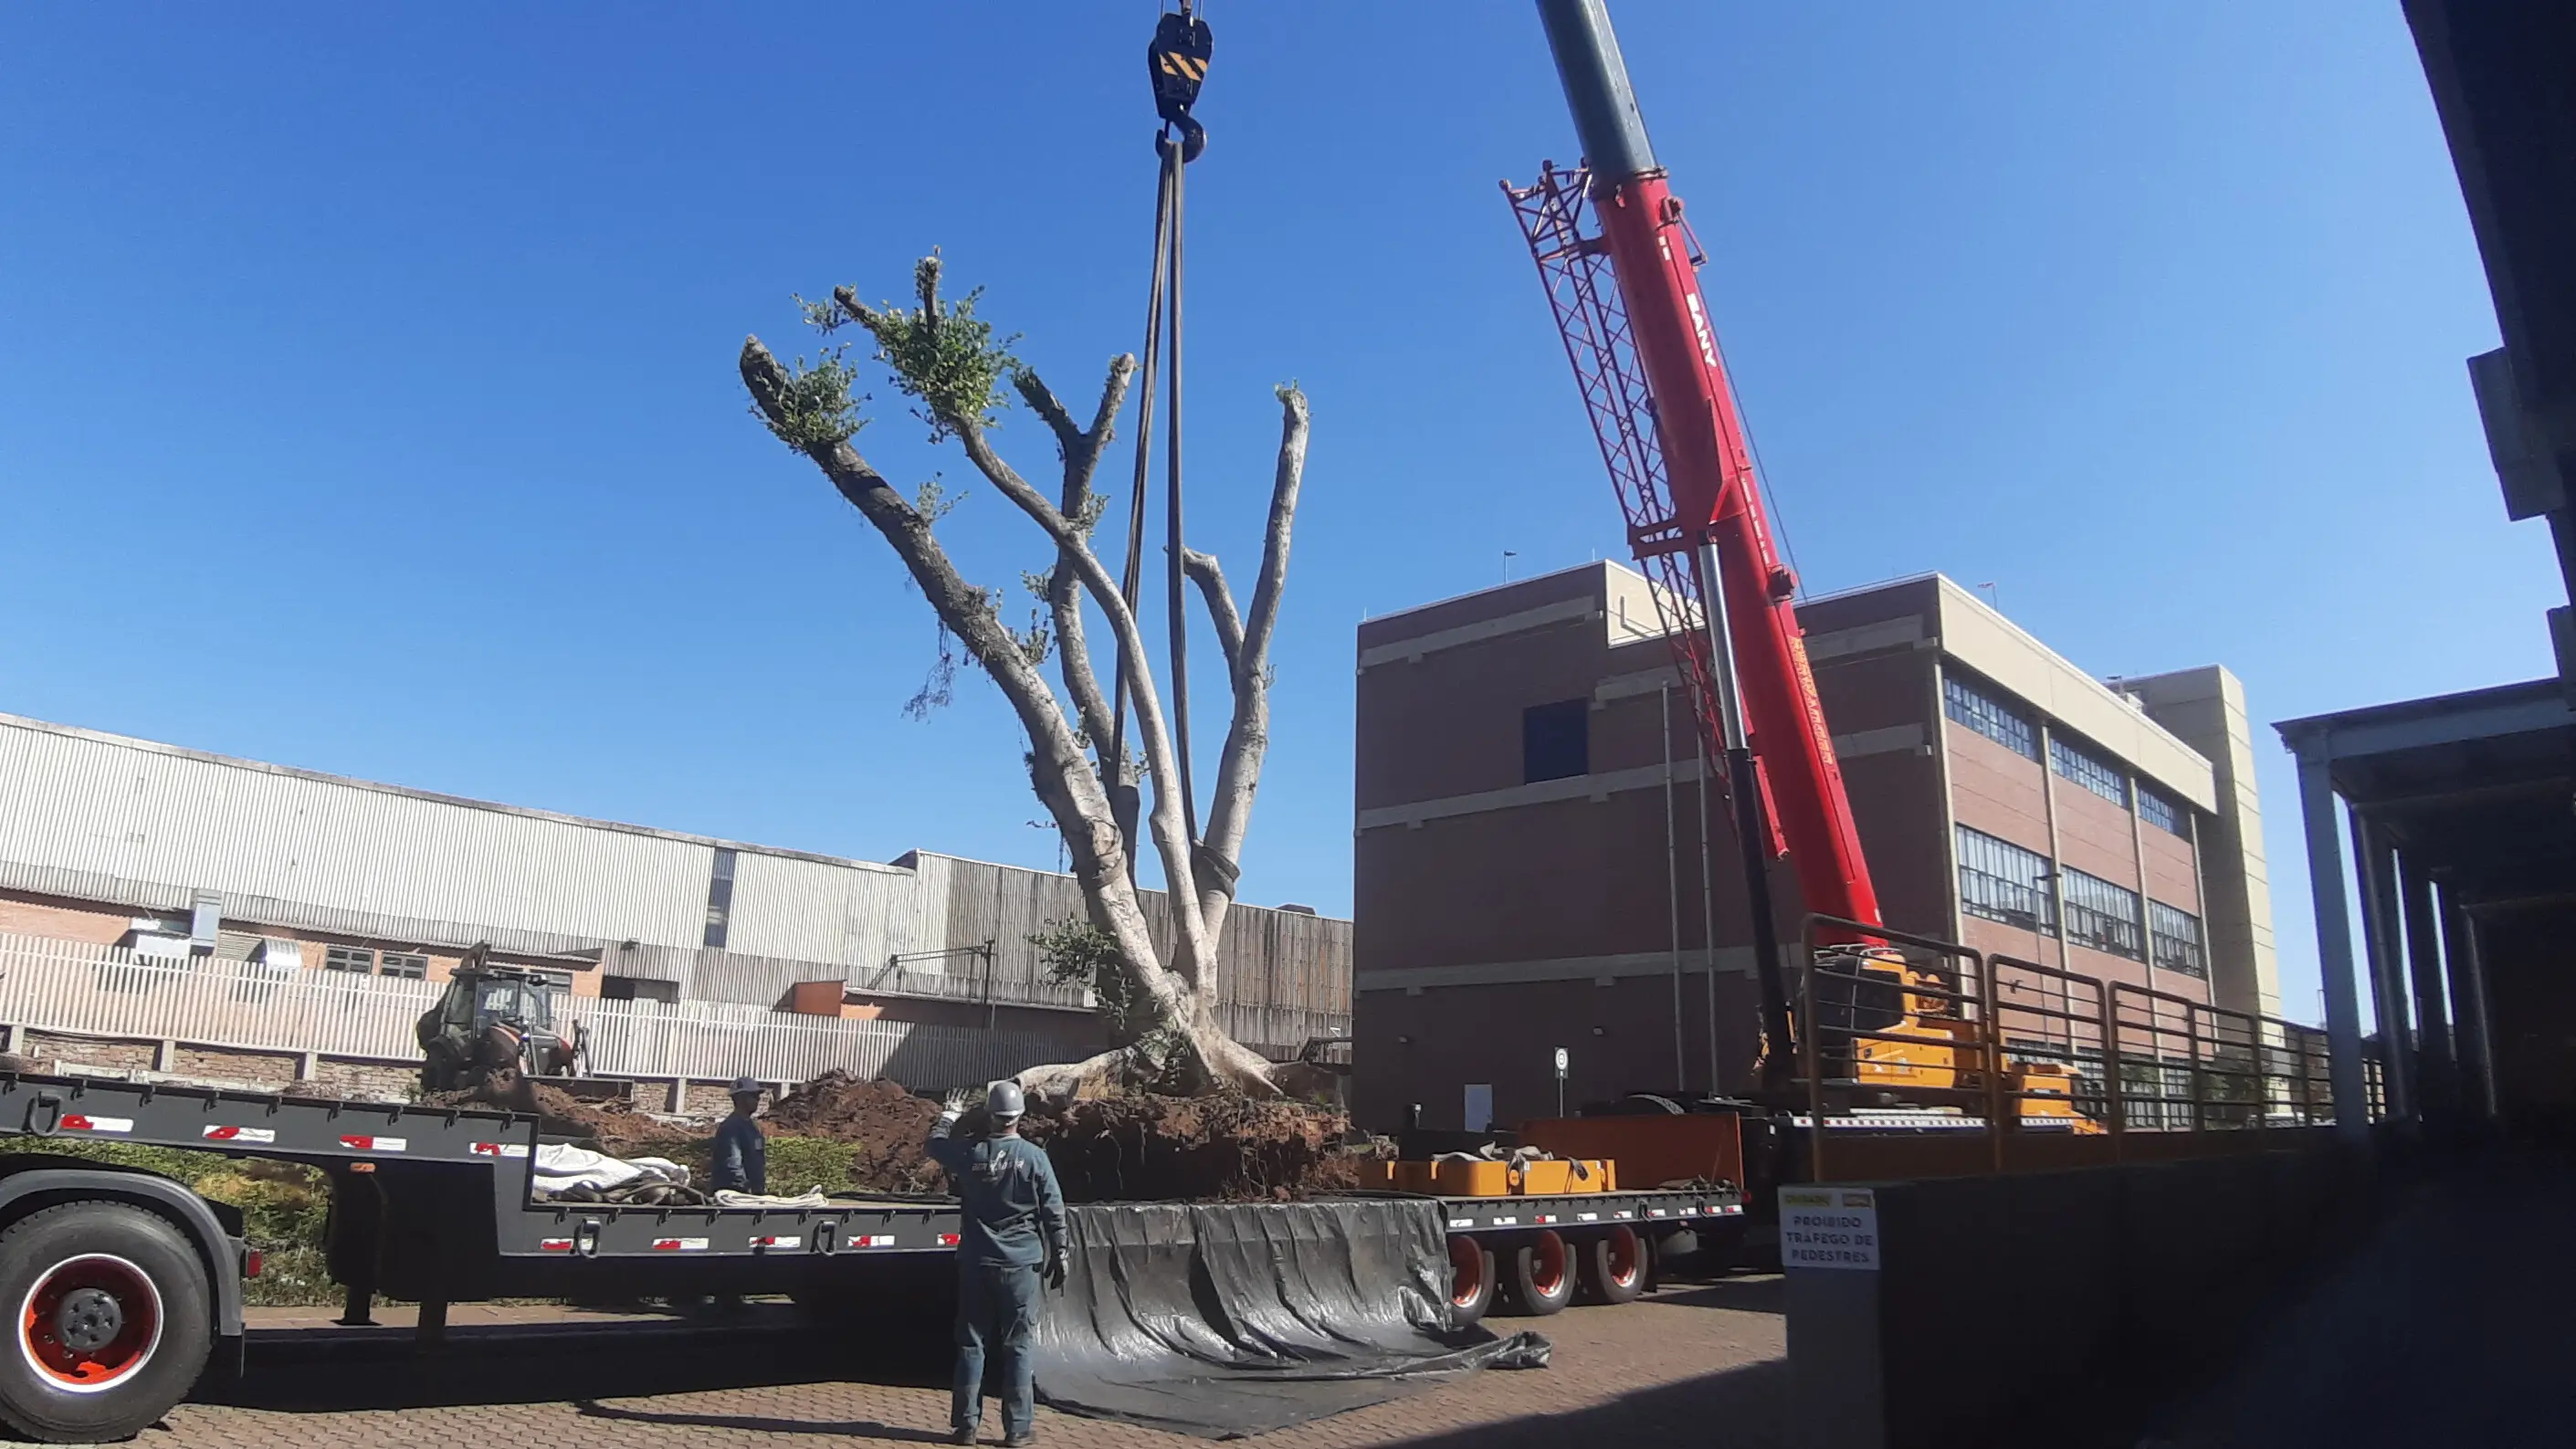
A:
[{"xmin": 415, "ymin": 944, "xmax": 585, "ymax": 1109}]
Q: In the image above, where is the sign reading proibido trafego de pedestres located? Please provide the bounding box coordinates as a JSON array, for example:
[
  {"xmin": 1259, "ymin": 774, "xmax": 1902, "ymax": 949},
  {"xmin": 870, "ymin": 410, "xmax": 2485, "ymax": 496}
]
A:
[{"xmin": 1778, "ymin": 1186, "xmax": 1880, "ymax": 1271}]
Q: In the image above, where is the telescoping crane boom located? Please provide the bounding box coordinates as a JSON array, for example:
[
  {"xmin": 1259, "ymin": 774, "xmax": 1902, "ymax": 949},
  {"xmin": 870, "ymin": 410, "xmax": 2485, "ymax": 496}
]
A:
[{"xmin": 1509, "ymin": 0, "xmax": 1878, "ymax": 1088}]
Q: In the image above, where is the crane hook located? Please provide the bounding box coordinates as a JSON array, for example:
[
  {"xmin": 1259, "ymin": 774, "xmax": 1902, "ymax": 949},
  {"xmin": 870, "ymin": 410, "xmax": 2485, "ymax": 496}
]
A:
[{"xmin": 1148, "ymin": 4, "xmax": 1213, "ymax": 163}]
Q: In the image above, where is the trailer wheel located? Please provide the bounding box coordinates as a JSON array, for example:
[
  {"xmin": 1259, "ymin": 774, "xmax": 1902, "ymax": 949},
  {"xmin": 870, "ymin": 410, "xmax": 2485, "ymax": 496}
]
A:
[
  {"xmin": 1577, "ymin": 1225, "xmax": 1646, "ymax": 1305},
  {"xmin": 1502, "ymin": 1230, "xmax": 1573, "ymax": 1317},
  {"xmin": 0, "ymin": 1202, "xmax": 212, "ymax": 1444},
  {"xmin": 1445, "ymin": 1236, "xmax": 1495, "ymax": 1326}
]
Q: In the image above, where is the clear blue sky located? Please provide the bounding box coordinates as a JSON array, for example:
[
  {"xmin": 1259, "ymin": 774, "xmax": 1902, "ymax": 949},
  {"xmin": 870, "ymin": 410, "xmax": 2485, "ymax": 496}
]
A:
[{"xmin": 0, "ymin": 4, "xmax": 2553, "ymax": 1024}]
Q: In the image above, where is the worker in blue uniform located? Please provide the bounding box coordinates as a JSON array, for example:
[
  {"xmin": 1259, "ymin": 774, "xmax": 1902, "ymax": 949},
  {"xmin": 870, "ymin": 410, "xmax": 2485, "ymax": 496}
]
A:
[
  {"xmin": 928, "ymin": 1079, "xmax": 1067, "ymax": 1447},
  {"xmin": 710, "ymin": 1076, "xmax": 767, "ymax": 1194}
]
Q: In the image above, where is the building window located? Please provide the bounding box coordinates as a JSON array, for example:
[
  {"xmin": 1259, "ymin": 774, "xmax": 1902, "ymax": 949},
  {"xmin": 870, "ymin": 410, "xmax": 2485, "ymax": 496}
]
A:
[
  {"xmin": 704, "ymin": 846, "xmax": 737, "ymax": 950},
  {"xmin": 1944, "ymin": 673, "xmax": 2035, "ymax": 760},
  {"xmin": 2049, "ymin": 732, "xmax": 2129, "ymax": 809},
  {"xmin": 2149, "ymin": 901, "xmax": 2206, "ymax": 978},
  {"xmin": 2060, "ymin": 867, "xmax": 2144, "ymax": 961},
  {"xmin": 324, "ymin": 945, "xmax": 376, "ymax": 973},
  {"xmin": 1955, "ymin": 826, "xmax": 2056, "ymax": 935},
  {"xmin": 2138, "ymin": 786, "xmax": 2185, "ymax": 836},
  {"xmin": 603, "ymin": 976, "xmax": 678, "ymax": 1003},
  {"xmin": 1522, "ymin": 699, "xmax": 1589, "ymax": 784},
  {"xmin": 378, "ymin": 951, "xmax": 429, "ymax": 980}
]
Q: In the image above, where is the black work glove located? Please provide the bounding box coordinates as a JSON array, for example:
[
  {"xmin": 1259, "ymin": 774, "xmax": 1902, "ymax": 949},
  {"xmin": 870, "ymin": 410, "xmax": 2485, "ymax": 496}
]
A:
[{"xmin": 1043, "ymin": 1251, "xmax": 1067, "ymax": 1292}]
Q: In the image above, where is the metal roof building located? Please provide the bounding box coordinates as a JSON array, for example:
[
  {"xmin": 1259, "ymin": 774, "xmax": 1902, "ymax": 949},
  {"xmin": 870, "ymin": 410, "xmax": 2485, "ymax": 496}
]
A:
[{"xmin": 0, "ymin": 711, "xmax": 1350, "ymax": 1054}]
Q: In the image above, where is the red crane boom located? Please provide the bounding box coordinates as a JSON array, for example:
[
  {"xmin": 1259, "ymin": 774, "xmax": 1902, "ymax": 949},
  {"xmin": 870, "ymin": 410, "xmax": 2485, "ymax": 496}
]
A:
[{"xmin": 1510, "ymin": 0, "xmax": 1880, "ymax": 1080}]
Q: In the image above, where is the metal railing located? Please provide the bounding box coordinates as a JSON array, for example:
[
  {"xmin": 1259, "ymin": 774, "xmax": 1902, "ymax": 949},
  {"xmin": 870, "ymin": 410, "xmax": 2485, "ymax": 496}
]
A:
[
  {"xmin": 1796, "ymin": 916, "xmax": 2000, "ymax": 1181},
  {"xmin": 1795, "ymin": 916, "xmax": 2348, "ymax": 1176},
  {"xmin": 2100, "ymin": 981, "xmax": 2336, "ymax": 1135}
]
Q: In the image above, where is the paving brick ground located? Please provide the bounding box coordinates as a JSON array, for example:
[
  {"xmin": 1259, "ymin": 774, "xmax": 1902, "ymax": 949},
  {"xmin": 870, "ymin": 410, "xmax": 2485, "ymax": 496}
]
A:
[{"xmin": 149, "ymin": 1280, "xmax": 1786, "ymax": 1449}]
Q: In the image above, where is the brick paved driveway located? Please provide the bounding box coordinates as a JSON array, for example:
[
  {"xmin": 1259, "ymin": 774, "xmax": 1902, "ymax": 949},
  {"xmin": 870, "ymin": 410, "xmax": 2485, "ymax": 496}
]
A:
[{"xmin": 150, "ymin": 1281, "xmax": 1785, "ymax": 1449}]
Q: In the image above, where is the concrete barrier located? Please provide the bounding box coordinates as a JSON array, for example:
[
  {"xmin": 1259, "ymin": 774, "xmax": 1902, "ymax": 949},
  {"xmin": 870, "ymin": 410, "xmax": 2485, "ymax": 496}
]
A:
[{"xmin": 1786, "ymin": 1139, "xmax": 2375, "ymax": 1447}]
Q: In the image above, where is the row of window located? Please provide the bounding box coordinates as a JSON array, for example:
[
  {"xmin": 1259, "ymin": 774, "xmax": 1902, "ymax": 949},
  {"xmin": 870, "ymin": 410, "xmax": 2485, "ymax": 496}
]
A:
[
  {"xmin": 1953, "ymin": 825, "xmax": 2206, "ymax": 977},
  {"xmin": 324, "ymin": 944, "xmax": 428, "ymax": 980},
  {"xmin": 1944, "ymin": 673, "xmax": 2190, "ymax": 839}
]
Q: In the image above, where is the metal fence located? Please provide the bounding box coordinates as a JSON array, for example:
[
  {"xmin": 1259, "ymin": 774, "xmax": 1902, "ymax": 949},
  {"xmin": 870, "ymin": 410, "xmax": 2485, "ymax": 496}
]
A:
[
  {"xmin": 1794, "ymin": 915, "xmax": 2350, "ymax": 1180},
  {"xmin": 0, "ymin": 933, "xmax": 1073, "ymax": 1090}
]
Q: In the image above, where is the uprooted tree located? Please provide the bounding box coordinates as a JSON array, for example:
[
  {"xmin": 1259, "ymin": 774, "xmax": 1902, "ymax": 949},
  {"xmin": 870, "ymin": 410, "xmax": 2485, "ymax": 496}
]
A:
[{"xmin": 741, "ymin": 255, "xmax": 1306, "ymax": 1100}]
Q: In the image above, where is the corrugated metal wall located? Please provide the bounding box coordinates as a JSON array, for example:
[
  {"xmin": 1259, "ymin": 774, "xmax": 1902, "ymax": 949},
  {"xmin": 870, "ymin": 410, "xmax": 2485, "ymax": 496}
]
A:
[
  {"xmin": 0, "ymin": 717, "xmax": 1351, "ymax": 1051},
  {"xmin": 0, "ymin": 718, "xmax": 710, "ymax": 948},
  {"xmin": 906, "ymin": 854, "xmax": 1352, "ymax": 1052},
  {"xmin": 0, "ymin": 933, "xmax": 1079, "ymax": 1091}
]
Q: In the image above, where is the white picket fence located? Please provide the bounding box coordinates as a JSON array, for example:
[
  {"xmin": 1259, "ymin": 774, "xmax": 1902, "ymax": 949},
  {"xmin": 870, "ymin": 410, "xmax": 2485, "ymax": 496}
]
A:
[{"xmin": 0, "ymin": 933, "xmax": 1068, "ymax": 1089}]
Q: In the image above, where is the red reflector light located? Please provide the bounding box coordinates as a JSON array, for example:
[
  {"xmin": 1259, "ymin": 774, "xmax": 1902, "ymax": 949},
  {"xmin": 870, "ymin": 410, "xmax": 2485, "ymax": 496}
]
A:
[
  {"xmin": 245, "ymin": 1250, "xmax": 263, "ymax": 1279},
  {"xmin": 939, "ymin": 1233, "xmax": 961, "ymax": 1246}
]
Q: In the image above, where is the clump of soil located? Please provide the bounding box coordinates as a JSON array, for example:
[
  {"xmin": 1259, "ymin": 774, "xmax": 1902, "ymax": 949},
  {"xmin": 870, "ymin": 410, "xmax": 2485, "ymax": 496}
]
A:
[
  {"xmin": 764, "ymin": 1071, "xmax": 948, "ymax": 1193},
  {"xmin": 1011, "ymin": 1094, "xmax": 1363, "ymax": 1203},
  {"xmin": 421, "ymin": 1083, "xmax": 696, "ymax": 1157},
  {"xmin": 435, "ymin": 1070, "xmax": 1371, "ymax": 1203}
]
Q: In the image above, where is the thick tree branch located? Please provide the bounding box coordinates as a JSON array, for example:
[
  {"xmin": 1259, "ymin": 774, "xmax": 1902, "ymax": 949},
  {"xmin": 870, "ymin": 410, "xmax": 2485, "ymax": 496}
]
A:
[
  {"xmin": 1193, "ymin": 386, "xmax": 1309, "ymax": 941},
  {"xmin": 1182, "ymin": 550, "xmax": 1244, "ymax": 677},
  {"xmin": 1239, "ymin": 386, "xmax": 1309, "ymax": 677},
  {"xmin": 941, "ymin": 417, "xmax": 1214, "ymax": 978},
  {"xmin": 1038, "ymin": 359, "xmax": 1135, "ymax": 767}
]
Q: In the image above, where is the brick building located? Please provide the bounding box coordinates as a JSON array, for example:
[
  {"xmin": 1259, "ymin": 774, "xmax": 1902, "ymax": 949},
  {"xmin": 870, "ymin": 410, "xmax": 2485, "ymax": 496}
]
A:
[{"xmin": 1351, "ymin": 564, "xmax": 2277, "ymax": 1132}]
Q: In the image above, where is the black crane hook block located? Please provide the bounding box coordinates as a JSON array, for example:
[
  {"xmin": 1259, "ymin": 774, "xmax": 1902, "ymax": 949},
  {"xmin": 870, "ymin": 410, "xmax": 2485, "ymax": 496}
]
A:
[{"xmin": 1148, "ymin": 5, "xmax": 1212, "ymax": 162}]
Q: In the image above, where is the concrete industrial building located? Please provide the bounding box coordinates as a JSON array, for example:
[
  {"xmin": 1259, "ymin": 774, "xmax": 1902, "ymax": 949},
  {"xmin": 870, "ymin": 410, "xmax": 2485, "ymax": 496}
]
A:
[
  {"xmin": 0, "ymin": 710, "xmax": 1349, "ymax": 1061},
  {"xmin": 1351, "ymin": 562, "xmax": 2279, "ymax": 1132}
]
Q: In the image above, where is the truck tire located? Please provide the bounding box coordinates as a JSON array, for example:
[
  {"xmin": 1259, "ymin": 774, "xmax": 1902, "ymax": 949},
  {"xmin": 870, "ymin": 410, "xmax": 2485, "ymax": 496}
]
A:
[
  {"xmin": 0, "ymin": 1202, "xmax": 213, "ymax": 1444},
  {"xmin": 1501, "ymin": 1230, "xmax": 1573, "ymax": 1317},
  {"xmin": 1577, "ymin": 1225, "xmax": 1646, "ymax": 1305},
  {"xmin": 1445, "ymin": 1236, "xmax": 1495, "ymax": 1327}
]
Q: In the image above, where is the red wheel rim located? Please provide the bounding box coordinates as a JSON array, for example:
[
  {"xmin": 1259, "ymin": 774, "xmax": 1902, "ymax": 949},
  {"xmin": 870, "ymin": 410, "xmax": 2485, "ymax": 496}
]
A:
[
  {"xmin": 19, "ymin": 1255, "xmax": 163, "ymax": 1393},
  {"xmin": 1605, "ymin": 1227, "xmax": 1641, "ymax": 1288},
  {"xmin": 1530, "ymin": 1232, "xmax": 1567, "ymax": 1297},
  {"xmin": 1447, "ymin": 1236, "xmax": 1484, "ymax": 1307}
]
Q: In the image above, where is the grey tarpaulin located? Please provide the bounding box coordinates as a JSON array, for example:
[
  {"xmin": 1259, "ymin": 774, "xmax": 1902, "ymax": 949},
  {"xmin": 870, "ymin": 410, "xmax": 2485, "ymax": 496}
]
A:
[{"xmin": 1033, "ymin": 1199, "xmax": 1551, "ymax": 1439}]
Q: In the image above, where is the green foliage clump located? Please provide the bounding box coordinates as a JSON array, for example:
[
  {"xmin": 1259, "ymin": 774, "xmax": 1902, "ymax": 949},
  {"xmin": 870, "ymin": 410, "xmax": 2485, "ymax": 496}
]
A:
[
  {"xmin": 16, "ymin": 1142, "xmax": 332, "ymax": 1306},
  {"xmin": 1031, "ymin": 918, "xmax": 1170, "ymax": 1051},
  {"xmin": 757, "ymin": 345, "xmax": 867, "ymax": 453},
  {"xmin": 836, "ymin": 254, "xmax": 1022, "ymax": 442}
]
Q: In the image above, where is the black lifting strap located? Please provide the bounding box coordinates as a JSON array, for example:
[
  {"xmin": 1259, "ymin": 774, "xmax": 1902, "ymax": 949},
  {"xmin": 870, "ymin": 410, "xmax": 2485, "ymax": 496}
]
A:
[{"xmin": 1109, "ymin": 5, "xmax": 1214, "ymax": 874}]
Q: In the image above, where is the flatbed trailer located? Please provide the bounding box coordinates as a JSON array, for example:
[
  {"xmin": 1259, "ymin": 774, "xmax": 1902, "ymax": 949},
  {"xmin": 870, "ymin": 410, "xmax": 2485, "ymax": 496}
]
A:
[{"xmin": 0, "ymin": 1069, "xmax": 1740, "ymax": 1442}]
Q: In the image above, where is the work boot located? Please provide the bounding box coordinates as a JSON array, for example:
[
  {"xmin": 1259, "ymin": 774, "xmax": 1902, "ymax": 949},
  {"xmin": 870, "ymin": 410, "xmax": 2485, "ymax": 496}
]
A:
[
  {"xmin": 1003, "ymin": 1435, "xmax": 1034, "ymax": 1448},
  {"xmin": 950, "ymin": 1429, "xmax": 976, "ymax": 1445}
]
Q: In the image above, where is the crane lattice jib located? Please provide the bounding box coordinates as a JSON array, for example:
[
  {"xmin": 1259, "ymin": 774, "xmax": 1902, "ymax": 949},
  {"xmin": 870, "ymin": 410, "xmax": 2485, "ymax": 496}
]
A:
[{"xmin": 1504, "ymin": 163, "xmax": 1883, "ymax": 935}]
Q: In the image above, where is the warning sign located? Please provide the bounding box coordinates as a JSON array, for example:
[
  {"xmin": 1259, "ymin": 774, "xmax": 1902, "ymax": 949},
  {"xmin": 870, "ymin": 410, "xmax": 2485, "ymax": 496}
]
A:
[{"xmin": 1779, "ymin": 1187, "xmax": 1880, "ymax": 1271}]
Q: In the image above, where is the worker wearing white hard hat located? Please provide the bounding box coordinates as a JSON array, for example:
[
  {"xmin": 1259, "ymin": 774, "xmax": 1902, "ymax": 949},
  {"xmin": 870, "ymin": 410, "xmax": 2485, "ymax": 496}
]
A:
[{"xmin": 929, "ymin": 1079, "xmax": 1067, "ymax": 1446}]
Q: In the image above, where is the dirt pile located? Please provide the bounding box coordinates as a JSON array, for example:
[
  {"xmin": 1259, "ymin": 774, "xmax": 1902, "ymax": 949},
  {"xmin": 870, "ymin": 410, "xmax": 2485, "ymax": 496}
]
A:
[
  {"xmin": 765, "ymin": 1071, "xmax": 948, "ymax": 1193},
  {"xmin": 434, "ymin": 1070, "xmax": 1370, "ymax": 1202},
  {"xmin": 1014, "ymin": 1094, "xmax": 1364, "ymax": 1203},
  {"xmin": 421, "ymin": 1083, "xmax": 696, "ymax": 1157}
]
